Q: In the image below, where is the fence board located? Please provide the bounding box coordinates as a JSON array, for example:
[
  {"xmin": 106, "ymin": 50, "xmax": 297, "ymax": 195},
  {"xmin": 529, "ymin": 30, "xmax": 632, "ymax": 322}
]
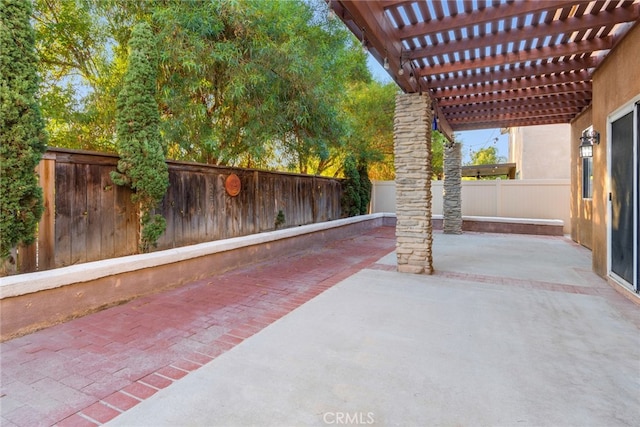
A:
[
  {"xmin": 38, "ymin": 158, "xmax": 56, "ymax": 270},
  {"xmin": 70, "ymin": 164, "xmax": 88, "ymax": 265},
  {"xmin": 5, "ymin": 148, "xmax": 344, "ymax": 275},
  {"xmin": 114, "ymin": 177, "xmax": 137, "ymax": 255},
  {"xmin": 86, "ymin": 164, "xmax": 102, "ymax": 262},
  {"xmin": 100, "ymin": 170, "xmax": 116, "ymax": 258},
  {"xmin": 203, "ymin": 174, "xmax": 215, "ymax": 240},
  {"xmin": 55, "ymin": 162, "xmax": 73, "ymax": 267}
]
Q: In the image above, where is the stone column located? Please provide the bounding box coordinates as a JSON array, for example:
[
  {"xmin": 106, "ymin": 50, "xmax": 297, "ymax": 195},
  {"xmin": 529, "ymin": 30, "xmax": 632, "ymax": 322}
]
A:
[
  {"xmin": 443, "ymin": 141, "xmax": 462, "ymax": 234},
  {"xmin": 394, "ymin": 93, "xmax": 433, "ymax": 274}
]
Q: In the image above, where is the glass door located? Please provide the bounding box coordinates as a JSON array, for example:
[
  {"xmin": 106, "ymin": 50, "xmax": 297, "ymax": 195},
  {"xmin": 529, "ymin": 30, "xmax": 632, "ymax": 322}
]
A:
[{"xmin": 609, "ymin": 105, "xmax": 638, "ymax": 292}]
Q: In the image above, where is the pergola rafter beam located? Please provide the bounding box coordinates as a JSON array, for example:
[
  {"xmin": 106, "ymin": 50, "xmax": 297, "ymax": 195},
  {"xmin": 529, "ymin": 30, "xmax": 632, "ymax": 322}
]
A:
[
  {"xmin": 441, "ymin": 98, "xmax": 587, "ymax": 114},
  {"xmin": 394, "ymin": 0, "xmax": 578, "ymax": 40},
  {"xmin": 425, "ymin": 58, "xmax": 599, "ymax": 89},
  {"xmin": 445, "ymin": 105, "xmax": 582, "ymax": 119},
  {"xmin": 417, "ymin": 37, "xmax": 612, "ymax": 77},
  {"xmin": 432, "ymin": 70, "xmax": 591, "ymax": 98},
  {"xmin": 449, "ymin": 110, "xmax": 577, "ymax": 123},
  {"xmin": 452, "ymin": 118, "xmax": 570, "ymax": 131},
  {"xmin": 438, "ymin": 83, "xmax": 592, "ymax": 107},
  {"xmin": 409, "ymin": 4, "xmax": 639, "ymax": 60}
]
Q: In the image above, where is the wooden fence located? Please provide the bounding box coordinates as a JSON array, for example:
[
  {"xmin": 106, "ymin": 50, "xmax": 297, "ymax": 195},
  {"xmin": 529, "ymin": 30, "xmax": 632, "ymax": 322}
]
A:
[{"xmin": 7, "ymin": 148, "xmax": 343, "ymax": 274}]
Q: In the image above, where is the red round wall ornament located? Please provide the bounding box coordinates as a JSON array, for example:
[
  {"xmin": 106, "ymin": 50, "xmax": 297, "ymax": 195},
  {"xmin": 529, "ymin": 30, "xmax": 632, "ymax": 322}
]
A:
[{"xmin": 225, "ymin": 173, "xmax": 241, "ymax": 196}]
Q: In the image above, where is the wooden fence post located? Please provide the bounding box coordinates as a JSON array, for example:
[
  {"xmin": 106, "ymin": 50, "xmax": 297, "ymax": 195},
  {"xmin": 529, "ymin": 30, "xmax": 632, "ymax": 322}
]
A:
[
  {"xmin": 14, "ymin": 154, "xmax": 56, "ymax": 273},
  {"xmin": 253, "ymin": 170, "xmax": 259, "ymax": 234},
  {"xmin": 37, "ymin": 156, "xmax": 56, "ymax": 270}
]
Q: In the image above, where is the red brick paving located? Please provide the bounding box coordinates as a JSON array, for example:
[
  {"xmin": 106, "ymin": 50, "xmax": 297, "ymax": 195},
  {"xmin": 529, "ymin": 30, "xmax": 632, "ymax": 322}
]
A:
[
  {"xmin": 55, "ymin": 414, "xmax": 98, "ymax": 427},
  {"xmin": 100, "ymin": 391, "xmax": 140, "ymax": 412},
  {"xmin": 79, "ymin": 402, "xmax": 120, "ymax": 424},
  {"xmin": 0, "ymin": 226, "xmax": 396, "ymax": 426}
]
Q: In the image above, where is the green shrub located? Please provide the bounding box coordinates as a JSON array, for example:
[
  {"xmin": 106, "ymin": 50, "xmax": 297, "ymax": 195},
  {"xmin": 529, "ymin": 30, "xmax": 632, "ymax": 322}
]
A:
[
  {"xmin": 111, "ymin": 22, "xmax": 168, "ymax": 252},
  {"xmin": 357, "ymin": 161, "xmax": 371, "ymax": 215},
  {"xmin": 275, "ymin": 209, "xmax": 285, "ymax": 229},
  {"xmin": 0, "ymin": 0, "xmax": 47, "ymax": 260},
  {"xmin": 341, "ymin": 154, "xmax": 361, "ymax": 217}
]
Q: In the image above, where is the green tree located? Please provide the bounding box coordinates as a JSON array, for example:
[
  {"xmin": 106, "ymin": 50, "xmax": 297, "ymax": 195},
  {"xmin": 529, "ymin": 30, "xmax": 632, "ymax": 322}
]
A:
[
  {"xmin": 341, "ymin": 154, "xmax": 361, "ymax": 217},
  {"xmin": 33, "ymin": 0, "xmax": 124, "ymax": 151},
  {"xmin": 341, "ymin": 81, "xmax": 397, "ymax": 180},
  {"xmin": 0, "ymin": 0, "xmax": 48, "ymax": 261},
  {"xmin": 431, "ymin": 130, "xmax": 447, "ymax": 180},
  {"xmin": 468, "ymin": 146, "xmax": 506, "ymax": 165},
  {"xmin": 357, "ymin": 160, "xmax": 372, "ymax": 214},
  {"xmin": 466, "ymin": 145, "xmax": 507, "ymax": 180},
  {"xmin": 110, "ymin": 22, "xmax": 168, "ymax": 252},
  {"xmin": 33, "ymin": 0, "xmax": 370, "ymax": 176}
]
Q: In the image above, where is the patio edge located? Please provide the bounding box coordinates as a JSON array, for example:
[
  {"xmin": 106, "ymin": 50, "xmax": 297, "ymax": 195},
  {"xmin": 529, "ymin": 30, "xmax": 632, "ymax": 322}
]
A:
[{"xmin": 0, "ymin": 213, "xmax": 395, "ymax": 341}]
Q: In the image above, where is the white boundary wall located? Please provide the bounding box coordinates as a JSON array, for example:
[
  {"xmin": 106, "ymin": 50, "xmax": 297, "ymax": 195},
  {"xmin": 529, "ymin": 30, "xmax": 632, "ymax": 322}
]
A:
[{"xmin": 371, "ymin": 180, "xmax": 571, "ymax": 234}]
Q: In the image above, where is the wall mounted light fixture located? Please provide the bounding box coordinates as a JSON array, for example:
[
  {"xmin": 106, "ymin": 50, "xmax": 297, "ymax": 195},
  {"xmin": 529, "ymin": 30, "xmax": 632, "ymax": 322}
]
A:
[
  {"xmin": 398, "ymin": 48, "xmax": 407, "ymax": 75},
  {"xmin": 579, "ymin": 128, "xmax": 599, "ymax": 158}
]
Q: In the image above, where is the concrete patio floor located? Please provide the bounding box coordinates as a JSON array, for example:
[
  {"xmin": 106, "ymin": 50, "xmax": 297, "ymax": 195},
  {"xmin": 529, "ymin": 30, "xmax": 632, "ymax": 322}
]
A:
[
  {"xmin": 2, "ymin": 227, "xmax": 639, "ymax": 426},
  {"xmin": 111, "ymin": 231, "xmax": 639, "ymax": 427}
]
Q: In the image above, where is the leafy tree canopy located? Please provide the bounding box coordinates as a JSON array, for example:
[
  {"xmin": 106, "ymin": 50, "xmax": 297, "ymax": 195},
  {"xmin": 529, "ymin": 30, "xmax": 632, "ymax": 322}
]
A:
[
  {"xmin": 467, "ymin": 146, "xmax": 506, "ymax": 166},
  {"xmin": 431, "ymin": 130, "xmax": 447, "ymax": 180},
  {"xmin": 341, "ymin": 81, "xmax": 397, "ymax": 180},
  {"xmin": 34, "ymin": 0, "xmax": 392, "ymax": 179},
  {"xmin": 465, "ymin": 145, "xmax": 508, "ymax": 180}
]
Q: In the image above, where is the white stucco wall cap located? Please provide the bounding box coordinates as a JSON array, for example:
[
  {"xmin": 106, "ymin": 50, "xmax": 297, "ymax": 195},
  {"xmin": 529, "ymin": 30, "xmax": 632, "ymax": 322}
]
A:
[
  {"xmin": 432, "ymin": 214, "xmax": 562, "ymax": 226},
  {"xmin": 0, "ymin": 213, "xmax": 393, "ymax": 299},
  {"xmin": 461, "ymin": 216, "xmax": 564, "ymax": 226}
]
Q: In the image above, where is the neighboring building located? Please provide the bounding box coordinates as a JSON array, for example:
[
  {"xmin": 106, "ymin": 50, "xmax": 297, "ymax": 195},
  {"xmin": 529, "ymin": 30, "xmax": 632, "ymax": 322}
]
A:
[{"xmin": 507, "ymin": 124, "xmax": 571, "ymax": 179}]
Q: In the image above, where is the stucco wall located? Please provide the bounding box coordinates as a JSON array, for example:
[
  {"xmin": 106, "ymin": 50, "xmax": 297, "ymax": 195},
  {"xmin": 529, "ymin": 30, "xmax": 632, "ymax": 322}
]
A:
[
  {"xmin": 579, "ymin": 22, "xmax": 640, "ymax": 277},
  {"xmin": 508, "ymin": 127, "xmax": 524, "ymax": 177},
  {"xmin": 509, "ymin": 124, "xmax": 571, "ymax": 179},
  {"xmin": 371, "ymin": 180, "xmax": 571, "ymax": 233},
  {"xmin": 570, "ymin": 106, "xmax": 593, "ymax": 249}
]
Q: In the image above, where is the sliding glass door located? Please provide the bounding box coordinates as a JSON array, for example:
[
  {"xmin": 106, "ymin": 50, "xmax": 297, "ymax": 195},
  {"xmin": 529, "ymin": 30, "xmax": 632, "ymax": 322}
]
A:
[{"xmin": 609, "ymin": 104, "xmax": 639, "ymax": 292}]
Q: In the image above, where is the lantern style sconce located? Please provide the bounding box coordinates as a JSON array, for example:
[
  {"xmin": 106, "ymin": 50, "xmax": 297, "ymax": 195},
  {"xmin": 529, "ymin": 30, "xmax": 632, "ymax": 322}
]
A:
[{"xmin": 579, "ymin": 128, "xmax": 600, "ymax": 158}]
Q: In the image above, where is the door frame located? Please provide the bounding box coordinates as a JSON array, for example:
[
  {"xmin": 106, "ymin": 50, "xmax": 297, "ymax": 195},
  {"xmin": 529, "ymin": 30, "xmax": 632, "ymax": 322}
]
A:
[{"xmin": 607, "ymin": 96, "xmax": 639, "ymax": 293}]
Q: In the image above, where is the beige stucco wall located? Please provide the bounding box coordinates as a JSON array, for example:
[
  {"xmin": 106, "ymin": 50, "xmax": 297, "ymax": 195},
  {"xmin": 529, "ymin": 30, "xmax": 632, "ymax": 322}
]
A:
[
  {"xmin": 509, "ymin": 124, "xmax": 571, "ymax": 179},
  {"xmin": 570, "ymin": 106, "xmax": 593, "ymax": 249},
  {"xmin": 572, "ymin": 22, "xmax": 640, "ymax": 277},
  {"xmin": 371, "ymin": 180, "xmax": 571, "ymax": 233},
  {"xmin": 508, "ymin": 127, "xmax": 524, "ymax": 176}
]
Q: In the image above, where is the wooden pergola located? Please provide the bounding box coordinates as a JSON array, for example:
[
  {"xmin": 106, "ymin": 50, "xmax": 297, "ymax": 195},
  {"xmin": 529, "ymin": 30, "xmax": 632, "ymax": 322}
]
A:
[{"xmin": 328, "ymin": 0, "xmax": 640, "ymax": 139}]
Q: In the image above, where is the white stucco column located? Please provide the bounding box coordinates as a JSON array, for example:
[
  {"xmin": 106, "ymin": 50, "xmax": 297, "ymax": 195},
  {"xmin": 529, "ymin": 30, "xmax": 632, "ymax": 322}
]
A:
[
  {"xmin": 394, "ymin": 93, "xmax": 433, "ymax": 274},
  {"xmin": 443, "ymin": 141, "xmax": 462, "ymax": 234}
]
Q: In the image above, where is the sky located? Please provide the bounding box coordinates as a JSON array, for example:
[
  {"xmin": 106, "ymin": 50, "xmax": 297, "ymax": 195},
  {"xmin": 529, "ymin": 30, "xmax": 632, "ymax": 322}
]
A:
[{"xmin": 366, "ymin": 55, "xmax": 509, "ymax": 164}]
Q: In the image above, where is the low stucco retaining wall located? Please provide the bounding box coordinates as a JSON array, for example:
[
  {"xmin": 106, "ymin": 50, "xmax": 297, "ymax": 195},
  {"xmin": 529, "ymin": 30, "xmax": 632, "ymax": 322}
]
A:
[
  {"xmin": 0, "ymin": 214, "xmax": 395, "ymax": 341},
  {"xmin": 0, "ymin": 212, "xmax": 562, "ymax": 340},
  {"xmin": 431, "ymin": 215, "xmax": 564, "ymax": 236}
]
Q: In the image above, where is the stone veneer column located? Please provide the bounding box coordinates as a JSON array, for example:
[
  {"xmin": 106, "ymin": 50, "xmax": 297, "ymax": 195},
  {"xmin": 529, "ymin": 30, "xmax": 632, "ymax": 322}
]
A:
[
  {"xmin": 394, "ymin": 93, "xmax": 433, "ymax": 274},
  {"xmin": 443, "ymin": 141, "xmax": 462, "ymax": 234}
]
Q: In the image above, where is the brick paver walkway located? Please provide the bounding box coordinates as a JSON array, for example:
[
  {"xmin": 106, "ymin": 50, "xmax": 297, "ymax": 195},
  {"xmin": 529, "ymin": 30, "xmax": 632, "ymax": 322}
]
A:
[{"xmin": 0, "ymin": 226, "xmax": 396, "ymax": 427}]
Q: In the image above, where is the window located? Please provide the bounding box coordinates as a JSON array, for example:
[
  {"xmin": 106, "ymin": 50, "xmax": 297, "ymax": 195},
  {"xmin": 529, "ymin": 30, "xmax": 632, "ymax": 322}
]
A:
[{"xmin": 582, "ymin": 157, "xmax": 593, "ymax": 199}]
